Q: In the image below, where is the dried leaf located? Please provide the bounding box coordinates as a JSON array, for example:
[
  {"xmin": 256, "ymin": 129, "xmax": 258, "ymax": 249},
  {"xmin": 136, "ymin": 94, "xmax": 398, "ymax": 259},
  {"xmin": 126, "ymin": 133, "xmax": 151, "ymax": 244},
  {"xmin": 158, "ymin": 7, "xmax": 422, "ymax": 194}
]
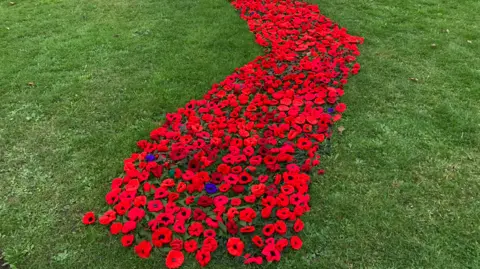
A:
[
  {"xmin": 408, "ymin": 77, "xmax": 419, "ymax": 82},
  {"xmin": 337, "ymin": 126, "xmax": 345, "ymax": 134},
  {"xmin": 27, "ymin": 82, "xmax": 35, "ymax": 86}
]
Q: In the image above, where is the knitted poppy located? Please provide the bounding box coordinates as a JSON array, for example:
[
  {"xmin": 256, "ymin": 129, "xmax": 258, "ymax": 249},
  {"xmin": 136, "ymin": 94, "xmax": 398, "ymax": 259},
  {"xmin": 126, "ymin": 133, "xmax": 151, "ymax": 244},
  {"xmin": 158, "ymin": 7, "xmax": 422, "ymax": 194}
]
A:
[
  {"xmin": 134, "ymin": 240, "xmax": 152, "ymax": 259},
  {"xmin": 290, "ymin": 236, "xmax": 303, "ymax": 250},
  {"xmin": 83, "ymin": 0, "xmax": 364, "ymax": 265},
  {"xmin": 82, "ymin": 212, "xmax": 95, "ymax": 225},
  {"xmin": 121, "ymin": 234, "xmax": 134, "ymax": 247},
  {"xmin": 195, "ymin": 249, "xmax": 211, "ymax": 267},
  {"xmin": 227, "ymin": 237, "xmax": 244, "ymax": 257},
  {"xmin": 184, "ymin": 239, "xmax": 198, "ymax": 253},
  {"xmin": 166, "ymin": 250, "xmax": 184, "ymax": 269}
]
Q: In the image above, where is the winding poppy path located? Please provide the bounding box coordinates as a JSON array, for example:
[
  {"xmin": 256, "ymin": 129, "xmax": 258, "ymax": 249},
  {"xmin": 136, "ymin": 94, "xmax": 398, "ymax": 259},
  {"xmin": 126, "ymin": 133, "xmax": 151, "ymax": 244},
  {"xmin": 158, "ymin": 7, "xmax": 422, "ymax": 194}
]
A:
[{"xmin": 83, "ymin": 0, "xmax": 363, "ymax": 267}]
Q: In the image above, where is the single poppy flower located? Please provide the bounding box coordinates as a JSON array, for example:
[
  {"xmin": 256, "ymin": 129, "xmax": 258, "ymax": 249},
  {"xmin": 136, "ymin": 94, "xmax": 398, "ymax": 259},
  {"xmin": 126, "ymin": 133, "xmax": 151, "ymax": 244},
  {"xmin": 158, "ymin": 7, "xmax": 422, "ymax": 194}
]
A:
[
  {"xmin": 230, "ymin": 197, "xmax": 242, "ymax": 206},
  {"xmin": 110, "ymin": 222, "xmax": 123, "ymax": 235},
  {"xmin": 239, "ymin": 208, "xmax": 256, "ymax": 222},
  {"xmin": 202, "ymin": 237, "xmax": 218, "ymax": 252},
  {"xmin": 170, "ymin": 239, "xmax": 183, "ymax": 251},
  {"xmin": 197, "ymin": 196, "xmax": 213, "ymax": 207},
  {"xmin": 275, "ymin": 220, "xmax": 287, "ymax": 235},
  {"xmin": 152, "ymin": 227, "xmax": 172, "ymax": 247},
  {"xmin": 173, "ymin": 220, "xmax": 186, "ymax": 234},
  {"xmin": 262, "ymin": 223, "xmax": 275, "ymax": 236},
  {"xmin": 195, "ymin": 249, "xmax": 211, "ymax": 267},
  {"xmin": 188, "ymin": 222, "xmax": 204, "ymax": 237},
  {"xmin": 82, "ymin": 212, "xmax": 95, "ymax": 225},
  {"xmin": 134, "ymin": 240, "xmax": 152, "ymax": 259},
  {"xmin": 261, "ymin": 244, "xmax": 281, "ymax": 262},
  {"xmin": 227, "ymin": 237, "xmax": 245, "ymax": 257},
  {"xmin": 166, "ymin": 250, "xmax": 184, "ymax": 269},
  {"xmin": 244, "ymin": 255, "xmax": 263, "ymax": 265},
  {"xmin": 157, "ymin": 212, "xmax": 175, "ymax": 226},
  {"xmin": 293, "ymin": 218, "xmax": 305, "ymax": 232},
  {"xmin": 121, "ymin": 234, "xmax": 134, "ymax": 247},
  {"xmin": 226, "ymin": 219, "xmax": 238, "ymax": 235},
  {"xmin": 122, "ymin": 221, "xmax": 137, "ymax": 234},
  {"xmin": 275, "ymin": 238, "xmax": 289, "ymax": 251},
  {"xmin": 240, "ymin": 226, "xmax": 255, "ymax": 233},
  {"xmin": 232, "ymin": 184, "xmax": 245, "ymax": 194},
  {"xmin": 184, "ymin": 239, "xmax": 198, "ymax": 253},
  {"xmin": 290, "ymin": 235, "xmax": 303, "ymax": 250},
  {"xmin": 203, "ymin": 229, "xmax": 216, "ymax": 238}
]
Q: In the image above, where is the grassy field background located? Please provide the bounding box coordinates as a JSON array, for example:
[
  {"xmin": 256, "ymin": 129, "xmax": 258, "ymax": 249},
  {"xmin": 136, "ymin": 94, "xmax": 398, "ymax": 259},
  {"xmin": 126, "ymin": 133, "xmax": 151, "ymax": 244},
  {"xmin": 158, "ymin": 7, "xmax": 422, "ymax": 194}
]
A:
[{"xmin": 1, "ymin": 0, "xmax": 479, "ymax": 268}]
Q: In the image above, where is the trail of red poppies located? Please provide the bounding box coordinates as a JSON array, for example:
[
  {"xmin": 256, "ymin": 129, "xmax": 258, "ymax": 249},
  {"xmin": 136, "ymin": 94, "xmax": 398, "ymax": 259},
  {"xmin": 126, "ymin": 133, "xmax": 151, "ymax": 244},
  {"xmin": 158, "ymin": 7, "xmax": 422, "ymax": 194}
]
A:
[{"xmin": 83, "ymin": 0, "xmax": 363, "ymax": 267}]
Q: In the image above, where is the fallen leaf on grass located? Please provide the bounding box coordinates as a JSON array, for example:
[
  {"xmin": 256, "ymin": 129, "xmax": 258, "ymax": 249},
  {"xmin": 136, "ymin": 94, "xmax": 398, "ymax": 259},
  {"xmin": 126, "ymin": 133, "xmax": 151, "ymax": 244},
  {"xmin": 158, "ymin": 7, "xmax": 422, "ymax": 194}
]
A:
[
  {"xmin": 431, "ymin": 43, "xmax": 437, "ymax": 48},
  {"xmin": 409, "ymin": 77, "xmax": 419, "ymax": 82},
  {"xmin": 337, "ymin": 126, "xmax": 345, "ymax": 134},
  {"xmin": 27, "ymin": 82, "xmax": 35, "ymax": 86}
]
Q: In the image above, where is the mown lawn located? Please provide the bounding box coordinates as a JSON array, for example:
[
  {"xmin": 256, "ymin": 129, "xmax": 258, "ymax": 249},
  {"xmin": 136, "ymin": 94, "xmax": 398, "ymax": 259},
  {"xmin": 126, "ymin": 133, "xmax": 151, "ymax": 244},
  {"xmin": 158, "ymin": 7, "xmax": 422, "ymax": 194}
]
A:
[{"xmin": 1, "ymin": 0, "xmax": 479, "ymax": 268}]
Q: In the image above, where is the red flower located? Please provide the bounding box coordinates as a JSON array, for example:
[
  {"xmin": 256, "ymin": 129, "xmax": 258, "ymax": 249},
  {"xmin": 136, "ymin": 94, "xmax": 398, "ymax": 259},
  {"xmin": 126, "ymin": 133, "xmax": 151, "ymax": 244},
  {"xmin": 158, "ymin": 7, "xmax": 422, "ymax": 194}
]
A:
[
  {"xmin": 202, "ymin": 237, "xmax": 218, "ymax": 252},
  {"xmin": 232, "ymin": 184, "xmax": 245, "ymax": 194},
  {"xmin": 184, "ymin": 239, "xmax": 198, "ymax": 253},
  {"xmin": 230, "ymin": 198, "xmax": 242, "ymax": 206},
  {"xmin": 121, "ymin": 221, "xmax": 137, "ymax": 234},
  {"xmin": 203, "ymin": 229, "xmax": 216, "ymax": 238},
  {"xmin": 157, "ymin": 212, "xmax": 175, "ymax": 226},
  {"xmin": 290, "ymin": 235, "xmax": 303, "ymax": 250},
  {"xmin": 110, "ymin": 222, "xmax": 123, "ymax": 235},
  {"xmin": 252, "ymin": 235, "xmax": 264, "ymax": 248},
  {"xmin": 293, "ymin": 218, "xmax": 304, "ymax": 232},
  {"xmin": 197, "ymin": 196, "xmax": 213, "ymax": 207},
  {"xmin": 239, "ymin": 208, "xmax": 256, "ymax": 222},
  {"xmin": 275, "ymin": 238, "xmax": 289, "ymax": 251},
  {"xmin": 82, "ymin": 212, "xmax": 95, "ymax": 225},
  {"xmin": 170, "ymin": 238, "xmax": 183, "ymax": 250},
  {"xmin": 262, "ymin": 224, "xmax": 275, "ymax": 237},
  {"xmin": 152, "ymin": 227, "xmax": 172, "ymax": 247},
  {"xmin": 227, "ymin": 237, "xmax": 245, "ymax": 257},
  {"xmin": 238, "ymin": 171, "xmax": 253, "ymax": 184},
  {"xmin": 262, "ymin": 244, "xmax": 281, "ymax": 262},
  {"xmin": 275, "ymin": 220, "xmax": 287, "ymax": 235},
  {"xmin": 121, "ymin": 234, "xmax": 134, "ymax": 247},
  {"xmin": 166, "ymin": 250, "xmax": 184, "ymax": 269},
  {"xmin": 240, "ymin": 226, "xmax": 255, "ymax": 233},
  {"xmin": 127, "ymin": 207, "xmax": 145, "ymax": 222},
  {"xmin": 244, "ymin": 255, "xmax": 263, "ymax": 265},
  {"xmin": 251, "ymin": 183, "xmax": 266, "ymax": 196},
  {"xmin": 226, "ymin": 219, "xmax": 238, "ymax": 235},
  {"xmin": 188, "ymin": 222, "xmax": 204, "ymax": 237},
  {"xmin": 193, "ymin": 208, "xmax": 207, "ymax": 221},
  {"xmin": 134, "ymin": 240, "xmax": 152, "ymax": 259},
  {"xmin": 335, "ymin": 103, "xmax": 347, "ymax": 113},
  {"xmin": 195, "ymin": 249, "xmax": 211, "ymax": 267},
  {"xmin": 173, "ymin": 221, "xmax": 186, "ymax": 234}
]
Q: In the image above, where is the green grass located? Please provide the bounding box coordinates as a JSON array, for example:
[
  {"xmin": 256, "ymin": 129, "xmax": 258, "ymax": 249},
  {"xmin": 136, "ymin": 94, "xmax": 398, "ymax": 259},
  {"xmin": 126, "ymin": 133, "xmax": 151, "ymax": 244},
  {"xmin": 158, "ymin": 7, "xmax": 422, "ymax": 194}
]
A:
[{"xmin": 0, "ymin": 0, "xmax": 479, "ymax": 268}]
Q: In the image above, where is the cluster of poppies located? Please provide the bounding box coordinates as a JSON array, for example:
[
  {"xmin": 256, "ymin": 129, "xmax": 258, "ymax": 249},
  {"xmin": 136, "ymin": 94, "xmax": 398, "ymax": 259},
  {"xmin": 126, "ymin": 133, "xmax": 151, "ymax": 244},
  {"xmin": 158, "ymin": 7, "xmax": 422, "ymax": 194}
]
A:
[{"xmin": 82, "ymin": 0, "xmax": 362, "ymax": 268}]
